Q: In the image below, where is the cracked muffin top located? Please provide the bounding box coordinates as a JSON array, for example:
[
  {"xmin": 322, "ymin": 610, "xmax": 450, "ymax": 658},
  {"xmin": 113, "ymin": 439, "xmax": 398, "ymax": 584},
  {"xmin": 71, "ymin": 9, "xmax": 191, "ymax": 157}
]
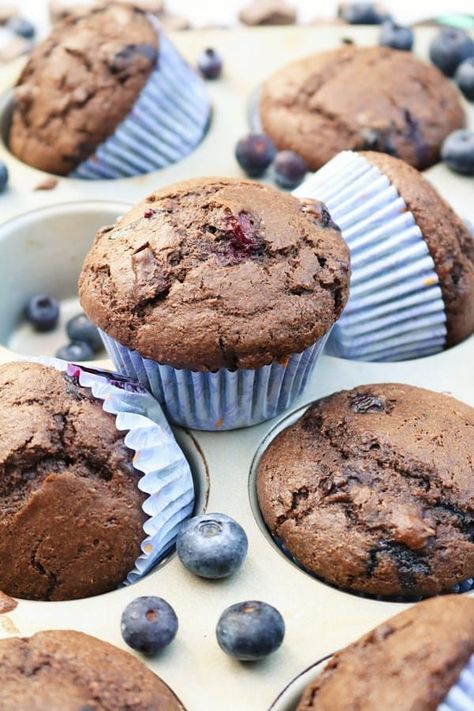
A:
[
  {"xmin": 0, "ymin": 361, "xmax": 145, "ymax": 601},
  {"xmin": 79, "ymin": 177, "xmax": 350, "ymax": 371},
  {"xmin": 9, "ymin": 3, "xmax": 158, "ymax": 175},
  {"xmin": 260, "ymin": 46, "xmax": 465, "ymax": 171},
  {"xmin": 257, "ymin": 383, "xmax": 474, "ymax": 599},
  {"xmin": 297, "ymin": 596, "xmax": 474, "ymax": 711},
  {"xmin": 0, "ymin": 630, "xmax": 183, "ymax": 711}
]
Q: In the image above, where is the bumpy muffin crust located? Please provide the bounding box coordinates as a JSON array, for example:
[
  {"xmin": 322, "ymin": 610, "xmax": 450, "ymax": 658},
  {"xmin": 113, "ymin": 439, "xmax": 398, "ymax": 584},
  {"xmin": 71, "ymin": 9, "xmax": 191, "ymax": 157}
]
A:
[
  {"xmin": 260, "ymin": 46, "xmax": 464, "ymax": 171},
  {"xmin": 79, "ymin": 177, "xmax": 350, "ymax": 370},
  {"xmin": 0, "ymin": 630, "xmax": 183, "ymax": 711},
  {"xmin": 0, "ymin": 362, "xmax": 146, "ymax": 601},
  {"xmin": 297, "ymin": 596, "xmax": 474, "ymax": 711},
  {"xmin": 9, "ymin": 3, "xmax": 158, "ymax": 175},
  {"xmin": 362, "ymin": 151, "xmax": 474, "ymax": 347},
  {"xmin": 257, "ymin": 383, "xmax": 474, "ymax": 598}
]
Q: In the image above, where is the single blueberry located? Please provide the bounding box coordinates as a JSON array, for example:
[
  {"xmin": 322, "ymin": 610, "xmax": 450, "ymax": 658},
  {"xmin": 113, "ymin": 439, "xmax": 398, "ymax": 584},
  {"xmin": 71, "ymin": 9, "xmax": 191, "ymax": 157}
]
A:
[
  {"xmin": 177, "ymin": 513, "xmax": 248, "ymax": 579},
  {"xmin": 235, "ymin": 134, "xmax": 277, "ymax": 177},
  {"xmin": 441, "ymin": 129, "xmax": 474, "ymax": 175},
  {"xmin": 7, "ymin": 17, "xmax": 36, "ymax": 39},
  {"xmin": 66, "ymin": 313, "xmax": 103, "ymax": 353},
  {"xmin": 0, "ymin": 162, "xmax": 8, "ymax": 194},
  {"xmin": 56, "ymin": 341, "xmax": 94, "ymax": 362},
  {"xmin": 25, "ymin": 294, "xmax": 60, "ymax": 332},
  {"xmin": 197, "ymin": 48, "xmax": 222, "ymax": 79},
  {"xmin": 429, "ymin": 28, "xmax": 474, "ymax": 77},
  {"xmin": 216, "ymin": 601, "xmax": 285, "ymax": 661},
  {"xmin": 455, "ymin": 57, "xmax": 474, "ymax": 101},
  {"xmin": 340, "ymin": 3, "xmax": 389, "ymax": 25},
  {"xmin": 379, "ymin": 21, "xmax": 413, "ymax": 51},
  {"xmin": 121, "ymin": 596, "xmax": 178, "ymax": 656},
  {"xmin": 273, "ymin": 150, "xmax": 308, "ymax": 189}
]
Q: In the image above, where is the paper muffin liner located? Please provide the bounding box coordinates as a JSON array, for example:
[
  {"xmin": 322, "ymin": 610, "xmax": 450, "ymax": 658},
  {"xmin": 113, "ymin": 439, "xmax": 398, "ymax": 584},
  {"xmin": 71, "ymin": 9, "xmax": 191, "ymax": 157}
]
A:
[
  {"xmin": 99, "ymin": 330, "xmax": 330, "ymax": 431},
  {"xmin": 26, "ymin": 356, "xmax": 194, "ymax": 585},
  {"xmin": 70, "ymin": 24, "xmax": 210, "ymax": 180},
  {"xmin": 439, "ymin": 655, "xmax": 474, "ymax": 711},
  {"xmin": 293, "ymin": 150, "xmax": 447, "ymax": 361}
]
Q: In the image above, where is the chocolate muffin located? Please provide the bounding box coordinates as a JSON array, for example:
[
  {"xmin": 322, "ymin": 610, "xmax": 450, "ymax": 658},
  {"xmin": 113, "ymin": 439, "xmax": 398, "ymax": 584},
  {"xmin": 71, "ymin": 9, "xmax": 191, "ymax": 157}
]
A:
[
  {"xmin": 259, "ymin": 46, "xmax": 465, "ymax": 170},
  {"xmin": 9, "ymin": 3, "xmax": 158, "ymax": 175},
  {"xmin": 361, "ymin": 151, "xmax": 474, "ymax": 347},
  {"xmin": 0, "ymin": 361, "xmax": 146, "ymax": 601},
  {"xmin": 297, "ymin": 595, "xmax": 474, "ymax": 711},
  {"xmin": 0, "ymin": 630, "xmax": 183, "ymax": 710},
  {"xmin": 257, "ymin": 383, "xmax": 474, "ymax": 598},
  {"xmin": 79, "ymin": 178, "xmax": 350, "ymax": 371}
]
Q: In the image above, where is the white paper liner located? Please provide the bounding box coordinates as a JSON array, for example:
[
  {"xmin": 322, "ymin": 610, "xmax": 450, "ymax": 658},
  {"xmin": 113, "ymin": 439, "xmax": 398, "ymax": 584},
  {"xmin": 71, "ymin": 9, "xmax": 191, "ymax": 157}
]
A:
[
  {"xmin": 71, "ymin": 26, "xmax": 210, "ymax": 179},
  {"xmin": 99, "ymin": 330, "xmax": 330, "ymax": 431},
  {"xmin": 438, "ymin": 655, "xmax": 474, "ymax": 711},
  {"xmin": 24, "ymin": 356, "xmax": 194, "ymax": 585},
  {"xmin": 294, "ymin": 151, "xmax": 447, "ymax": 361}
]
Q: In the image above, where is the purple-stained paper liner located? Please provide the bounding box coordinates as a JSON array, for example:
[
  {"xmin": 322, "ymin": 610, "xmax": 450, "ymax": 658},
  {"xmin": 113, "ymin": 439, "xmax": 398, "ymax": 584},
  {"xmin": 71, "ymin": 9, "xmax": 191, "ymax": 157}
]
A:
[
  {"xmin": 439, "ymin": 655, "xmax": 474, "ymax": 711},
  {"xmin": 71, "ymin": 26, "xmax": 210, "ymax": 179},
  {"xmin": 294, "ymin": 150, "xmax": 447, "ymax": 361},
  {"xmin": 99, "ymin": 330, "xmax": 330, "ymax": 431},
  {"xmin": 26, "ymin": 356, "xmax": 194, "ymax": 584}
]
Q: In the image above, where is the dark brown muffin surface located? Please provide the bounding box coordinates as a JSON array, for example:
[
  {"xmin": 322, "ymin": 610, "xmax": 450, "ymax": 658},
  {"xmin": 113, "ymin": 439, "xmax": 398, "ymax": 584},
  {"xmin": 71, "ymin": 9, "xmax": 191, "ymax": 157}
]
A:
[
  {"xmin": 257, "ymin": 383, "xmax": 474, "ymax": 598},
  {"xmin": 361, "ymin": 151, "xmax": 474, "ymax": 347},
  {"xmin": 297, "ymin": 596, "xmax": 474, "ymax": 711},
  {"xmin": 9, "ymin": 3, "xmax": 158, "ymax": 175},
  {"xmin": 79, "ymin": 178, "xmax": 350, "ymax": 370},
  {"xmin": 260, "ymin": 46, "xmax": 464, "ymax": 171},
  {"xmin": 0, "ymin": 630, "xmax": 183, "ymax": 711},
  {"xmin": 0, "ymin": 361, "xmax": 146, "ymax": 601}
]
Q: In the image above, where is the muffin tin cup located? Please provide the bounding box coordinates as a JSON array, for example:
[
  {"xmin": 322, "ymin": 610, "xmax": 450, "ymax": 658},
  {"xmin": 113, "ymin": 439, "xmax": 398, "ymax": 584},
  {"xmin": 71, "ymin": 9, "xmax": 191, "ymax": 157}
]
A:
[
  {"xmin": 100, "ymin": 330, "xmax": 330, "ymax": 431},
  {"xmin": 70, "ymin": 26, "xmax": 211, "ymax": 180},
  {"xmin": 28, "ymin": 356, "xmax": 195, "ymax": 584},
  {"xmin": 294, "ymin": 150, "xmax": 448, "ymax": 362}
]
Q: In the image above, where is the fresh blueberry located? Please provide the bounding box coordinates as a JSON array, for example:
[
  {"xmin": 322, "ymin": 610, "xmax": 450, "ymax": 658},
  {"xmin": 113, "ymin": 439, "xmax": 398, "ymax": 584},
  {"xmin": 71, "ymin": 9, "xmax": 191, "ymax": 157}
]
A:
[
  {"xmin": 429, "ymin": 28, "xmax": 474, "ymax": 77},
  {"xmin": 441, "ymin": 129, "xmax": 474, "ymax": 175},
  {"xmin": 177, "ymin": 513, "xmax": 248, "ymax": 579},
  {"xmin": 56, "ymin": 341, "xmax": 94, "ymax": 362},
  {"xmin": 0, "ymin": 162, "xmax": 8, "ymax": 194},
  {"xmin": 216, "ymin": 601, "xmax": 285, "ymax": 661},
  {"xmin": 7, "ymin": 17, "xmax": 36, "ymax": 39},
  {"xmin": 121, "ymin": 596, "xmax": 178, "ymax": 656},
  {"xmin": 235, "ymin": 133, "xmax": 277, "ymax": 177},
  {"xmin": 25, "ymin": 294, "xmax": 59, "ymax": 332},
  {"xmin": 455, "ymin": 57, "xmax": 474, "ymax": 101},
  {"xmin": 66, "ymin": 313, "xmax": 103, "ymax": 353},
  {"xmin": 197, "ymin": 48, "xmax": 222, "ymax": 79},
  {"xmin": 340, "ymin": 3, "xmax": 389, "ymax": 25},
  {"xmin": 379, "ymin": 21, "xmax": 413, "ymax": 51},
  {"xmin": 273, "ymin": 150, "xmax": 308, "ymax": 189}
]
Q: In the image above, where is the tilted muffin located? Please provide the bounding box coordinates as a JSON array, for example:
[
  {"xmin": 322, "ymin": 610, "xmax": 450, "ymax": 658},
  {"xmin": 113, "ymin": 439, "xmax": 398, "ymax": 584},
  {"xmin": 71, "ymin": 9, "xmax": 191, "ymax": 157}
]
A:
[
  {"xmin": 9, "ymin": 3, "xmax": 209, "ymax": 179},
  {"xmin": 257, "ymin": 383, "xmax": 474, "ymax": 598},
  {"xmin": 259, "ymin": 46, "xmax": 464, "ymax": 171},
  {"xmin": 0, "ymin": 630, "xmax": 183, "ymax": 710},
  {"xmin": 296, "ymin": 596, "xmax": 474, "ymax": 711},
  {"xmin": 0, "ymin": 361, "xmax": 146, "ymax": 600},
  {"xmin": 79, "ymin": 177, "xmax": 350, "ymax": 429},
  {"xmin": 295, "ymin": 150, "xmax": 474, "ymax": 360}
]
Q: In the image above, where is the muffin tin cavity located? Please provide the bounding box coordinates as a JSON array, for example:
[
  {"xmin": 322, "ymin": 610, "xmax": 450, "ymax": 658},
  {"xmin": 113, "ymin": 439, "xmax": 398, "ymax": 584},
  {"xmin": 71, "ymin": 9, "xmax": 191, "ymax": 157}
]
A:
[
  {"xmin": 0, "ymin": 201, "xmax": 129, "ymax": 361},
  {"xmin": 269, "ymin": 657, "xmax": 330, "ymax": 711}
]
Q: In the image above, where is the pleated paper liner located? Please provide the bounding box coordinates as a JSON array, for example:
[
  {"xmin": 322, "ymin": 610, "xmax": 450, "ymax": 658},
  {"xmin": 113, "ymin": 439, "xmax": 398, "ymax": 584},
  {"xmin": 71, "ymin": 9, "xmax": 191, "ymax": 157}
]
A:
[
  {"xmin": 71, "ymin": 28, "xmax": 211, "ymax": 179},
  {"xmin": 293, "ymin": 150, "xmax": 447, "ymax": 362}
]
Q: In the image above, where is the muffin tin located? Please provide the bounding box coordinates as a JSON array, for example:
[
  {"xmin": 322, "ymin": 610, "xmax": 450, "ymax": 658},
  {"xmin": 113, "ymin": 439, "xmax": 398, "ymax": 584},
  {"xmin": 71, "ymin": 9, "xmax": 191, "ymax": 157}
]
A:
[{"xmin": 0, "ymin": 24, "xmax": 472, "ymax": 711}]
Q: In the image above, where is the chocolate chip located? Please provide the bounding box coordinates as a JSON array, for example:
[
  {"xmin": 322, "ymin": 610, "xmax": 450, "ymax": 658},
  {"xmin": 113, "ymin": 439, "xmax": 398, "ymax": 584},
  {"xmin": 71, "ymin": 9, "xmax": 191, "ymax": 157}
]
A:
[{"xmin": 350, "ymin": 393, "xmax": 385, "ymax": 413}]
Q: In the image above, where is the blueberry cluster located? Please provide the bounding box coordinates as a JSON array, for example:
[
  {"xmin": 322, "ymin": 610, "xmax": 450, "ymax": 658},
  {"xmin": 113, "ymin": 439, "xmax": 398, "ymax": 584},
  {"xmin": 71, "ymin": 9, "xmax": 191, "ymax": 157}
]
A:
[{"xmin": 236, "ymin": 134, "xmax": 308, "ymax": 189}]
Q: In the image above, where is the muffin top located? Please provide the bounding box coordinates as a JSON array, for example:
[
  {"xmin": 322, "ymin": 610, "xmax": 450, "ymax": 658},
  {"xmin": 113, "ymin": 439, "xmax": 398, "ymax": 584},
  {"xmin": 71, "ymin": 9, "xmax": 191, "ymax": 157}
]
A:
[
  {"xmin": 257, "ymin": 383, "xmax": 474, "ymax": 598},
  {"xmin": 260, "ymin": 46, "xmax": 464, "ymax": 171},
  {"xmin": 361, "ymin": 151, "xmax": 474, "ymax": 347},
  {"xmin": 0, "ymin": 361, "xmax": 145, "ymax": 601},
  {"xmin": 9, "ymin": 3, "xmax": 158, "ymax": 175},
  {"xmin": 79, "ymin": 177, "xmax": 350, "ymax": 370},
  {"xmin": 0, "ymin": 630, "xmax": 183, "ymax": 711},
  {"xmin": 297, "ymin": 595, "xmax": 474, "ymax": 711}
]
